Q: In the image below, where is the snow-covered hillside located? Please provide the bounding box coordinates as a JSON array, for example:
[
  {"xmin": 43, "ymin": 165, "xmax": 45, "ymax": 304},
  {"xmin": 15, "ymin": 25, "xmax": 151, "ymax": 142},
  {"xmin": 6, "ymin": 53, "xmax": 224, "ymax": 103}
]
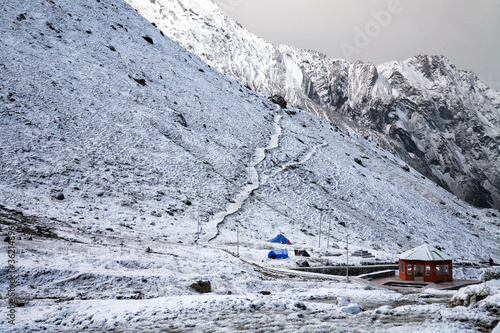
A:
[
  {"xmin": 0, "ymin": 0, "xmax": 499, "ymax": 331},
  {"xmin": 126, "ymin": 0, "xmax": 500, "ymax": 210}
]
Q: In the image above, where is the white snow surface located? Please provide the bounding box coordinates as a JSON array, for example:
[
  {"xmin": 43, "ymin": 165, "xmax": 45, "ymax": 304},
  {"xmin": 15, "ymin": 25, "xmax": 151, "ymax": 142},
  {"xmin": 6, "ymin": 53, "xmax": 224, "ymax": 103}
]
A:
[
  {"xmin": 398, "ymin": 244, "xmax": 452, "ymax": 261},
  {"xmin": 0, "ymin": 0, "xmax": 499, "ymax": 332},
  {"xmin": 125, "ymin": 0, "xmax": 500, "ymax": 211}
]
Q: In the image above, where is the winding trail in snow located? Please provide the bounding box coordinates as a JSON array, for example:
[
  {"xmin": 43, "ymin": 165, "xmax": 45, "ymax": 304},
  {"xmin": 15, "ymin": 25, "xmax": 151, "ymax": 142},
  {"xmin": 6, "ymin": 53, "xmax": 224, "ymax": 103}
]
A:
[
  {"xmin": 198, "ymin": 113, "xmax": 283, "ymax": 243},
  {"xmin": 261, "ymin": 142, "xmax": 328, "ymax": 185},
  {"xmin": 195, "ymin": 114, "xmax": 342, "ymax": 281},
  {"xmin": 194, "ymin": 114, "xmax": 345, "ymax": 282}
]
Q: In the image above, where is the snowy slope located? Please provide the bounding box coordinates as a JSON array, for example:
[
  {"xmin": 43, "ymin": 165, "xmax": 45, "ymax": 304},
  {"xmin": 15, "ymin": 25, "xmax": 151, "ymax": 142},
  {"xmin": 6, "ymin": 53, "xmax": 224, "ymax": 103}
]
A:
[
  {"xmin": 0, "ymin": 0, "xmax": 496, "ymax": 261},
  {"xmin": 0, "ymin": 0, "xmax": 499, "ymax": 331},
  {"xmin": 126, "ymin": 0, "xmax": 500, "ymax": 210}
]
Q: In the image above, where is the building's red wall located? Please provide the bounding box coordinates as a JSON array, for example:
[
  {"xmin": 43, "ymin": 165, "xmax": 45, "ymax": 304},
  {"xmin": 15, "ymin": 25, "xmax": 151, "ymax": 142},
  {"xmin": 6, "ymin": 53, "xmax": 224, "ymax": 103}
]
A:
[{"xmin": 398, "ymin": 259, "xmax": 453, "ymax": 283}]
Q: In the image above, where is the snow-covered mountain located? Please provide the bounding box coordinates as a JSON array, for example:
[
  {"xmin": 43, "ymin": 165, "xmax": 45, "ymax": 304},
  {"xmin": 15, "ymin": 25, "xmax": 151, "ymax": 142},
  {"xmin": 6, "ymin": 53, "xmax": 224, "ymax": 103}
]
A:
[
  {"xmin": 1, "ymin": 0, "xmax": 499, "ymax": 331},
  {"xmin": 126, "ymin": 0, "xmax": 500, "ymax": 210},
  {"xmin": 1, "ymin": 0, "xmax": 496, "ymax": 261},
  {"xmin": 0, "ymin": 0, "xmax": 497, "ymax": 267}
]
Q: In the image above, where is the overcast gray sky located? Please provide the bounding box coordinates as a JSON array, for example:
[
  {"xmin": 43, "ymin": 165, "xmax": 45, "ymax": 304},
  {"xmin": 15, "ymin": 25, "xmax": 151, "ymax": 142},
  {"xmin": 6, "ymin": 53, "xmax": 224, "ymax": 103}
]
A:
[{"xmin": 213, "ymin": 0, "xmax": 500, "ymax": 91}]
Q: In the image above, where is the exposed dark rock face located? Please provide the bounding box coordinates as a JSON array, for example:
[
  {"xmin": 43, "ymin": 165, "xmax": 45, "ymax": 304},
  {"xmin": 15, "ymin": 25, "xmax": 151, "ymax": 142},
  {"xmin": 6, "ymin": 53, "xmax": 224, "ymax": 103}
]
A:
[
  {"xmin": 266, "ymin": 51, "xmax": 500, "ymax": 209},
  {"xmin": 190, "ymin": 280, "xmax": 211, "ymax": 293},
  {"xmin": 142, "ymin": 35, "xmax": 153, "ymax": 44},
  {"xmin": 268, "ymin": 95, "xmax": 287, "ymax": 109},
  {"xmin": 365, "ymin": 55, "xmax": 499, "ymax": 209}
]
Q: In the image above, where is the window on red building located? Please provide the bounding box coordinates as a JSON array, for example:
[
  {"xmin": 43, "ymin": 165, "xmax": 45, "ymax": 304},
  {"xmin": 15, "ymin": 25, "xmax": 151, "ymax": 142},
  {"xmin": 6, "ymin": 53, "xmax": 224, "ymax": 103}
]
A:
[
  {"xmin": 436, "ymin": 264, "xmax": 448, "ymax": 275},
  {"xmin": 407, "ymin": 264, "xmax": 412, "ymax": 275}
]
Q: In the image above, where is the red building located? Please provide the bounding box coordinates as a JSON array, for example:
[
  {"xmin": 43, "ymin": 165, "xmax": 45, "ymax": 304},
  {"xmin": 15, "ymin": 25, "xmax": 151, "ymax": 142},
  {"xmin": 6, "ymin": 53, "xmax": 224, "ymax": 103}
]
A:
[{"xmin": 398, "ymin": 244, "xmax": 453, "ymax": 283}]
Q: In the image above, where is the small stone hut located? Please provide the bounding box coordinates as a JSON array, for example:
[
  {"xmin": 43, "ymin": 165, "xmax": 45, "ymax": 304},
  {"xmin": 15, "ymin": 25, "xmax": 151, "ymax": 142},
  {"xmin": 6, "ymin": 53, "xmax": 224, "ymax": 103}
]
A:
[{"xmin": 398, "ymin": 244, "xmax": 453, "ymax": 283}]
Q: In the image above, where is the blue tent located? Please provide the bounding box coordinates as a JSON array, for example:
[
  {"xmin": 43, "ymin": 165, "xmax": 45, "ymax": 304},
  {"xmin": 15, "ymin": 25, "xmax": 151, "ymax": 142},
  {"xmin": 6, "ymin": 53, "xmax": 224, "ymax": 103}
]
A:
[
  {"xmin": 267, "ymin": 234, "xmax": 291, "ymax": 245},
  {"xmin": 268, "ymin": 249, "xmax": 289, "ymax": 259}
]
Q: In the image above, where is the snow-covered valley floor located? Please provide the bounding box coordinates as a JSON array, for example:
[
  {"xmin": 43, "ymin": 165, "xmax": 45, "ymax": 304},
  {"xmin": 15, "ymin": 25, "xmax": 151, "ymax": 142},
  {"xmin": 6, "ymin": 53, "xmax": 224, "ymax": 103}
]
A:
[{"xmin": 1, "ymin": 217, "xmax": 499, "ymax": 332}]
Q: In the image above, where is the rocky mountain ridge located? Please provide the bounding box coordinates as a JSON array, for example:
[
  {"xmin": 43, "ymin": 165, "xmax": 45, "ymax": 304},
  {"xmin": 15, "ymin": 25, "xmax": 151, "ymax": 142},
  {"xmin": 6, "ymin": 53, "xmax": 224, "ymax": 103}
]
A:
[{"xmin": 126, "ymin": 0, "xmax": 500, "ymax": 209}]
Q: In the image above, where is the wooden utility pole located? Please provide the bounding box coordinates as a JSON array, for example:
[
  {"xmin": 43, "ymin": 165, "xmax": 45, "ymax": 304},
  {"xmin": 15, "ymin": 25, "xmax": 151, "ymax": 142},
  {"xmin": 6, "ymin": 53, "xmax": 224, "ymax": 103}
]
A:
[
  {"xmin": 327, "ymin": 217, "xmax": 332, "ymax": 248},
  {"xmin": 346, "ymin": 235, "xmax": 349, "ymax": 282},
  {"xmin": 197, "ymin": 206, "xmax": 200, "ymax": 235},
  {"xmin": 236, "ymin": 221, "xmax": 240, "ymax": 257},
  {"xmin": 318, "ymin": 212, "xmax": 322, "ymax": 249}
]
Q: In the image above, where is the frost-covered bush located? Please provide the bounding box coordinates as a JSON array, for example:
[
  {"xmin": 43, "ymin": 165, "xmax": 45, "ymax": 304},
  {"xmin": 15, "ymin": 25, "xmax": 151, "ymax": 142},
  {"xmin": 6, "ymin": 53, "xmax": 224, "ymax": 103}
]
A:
[
  {"xmin": 484, "ymin": 267, "xmax": 500, "ymax": 281},
  {"xmin": 450, "ymin": 284, "xmax": 490, "ymax": 307},
  {"xmin": 450, "ymin": 281, "xmax": 499, "ymax": 311}
]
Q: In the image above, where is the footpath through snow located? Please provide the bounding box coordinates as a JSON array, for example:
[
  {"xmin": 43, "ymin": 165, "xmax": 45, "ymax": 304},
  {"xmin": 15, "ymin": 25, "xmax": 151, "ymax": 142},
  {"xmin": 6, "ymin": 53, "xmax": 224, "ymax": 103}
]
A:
[
  {"xmin": 198, "ymin": 114, "xmax": 283, "ymax": 243},
  {"xmin": 261, "ymin": 142, "xmax": 328, "ymax": 185},
  {"xmin": 196, "ymin": 113, "xmax": 342, "ymax": 281}
]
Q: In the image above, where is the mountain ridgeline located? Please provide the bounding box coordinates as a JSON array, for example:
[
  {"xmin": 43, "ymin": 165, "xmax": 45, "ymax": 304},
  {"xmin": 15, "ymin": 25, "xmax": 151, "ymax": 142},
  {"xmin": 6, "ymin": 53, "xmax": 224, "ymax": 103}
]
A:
[{"xmin": 127, "ymin": 0, "xmax": 500, "ymax": 209}]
